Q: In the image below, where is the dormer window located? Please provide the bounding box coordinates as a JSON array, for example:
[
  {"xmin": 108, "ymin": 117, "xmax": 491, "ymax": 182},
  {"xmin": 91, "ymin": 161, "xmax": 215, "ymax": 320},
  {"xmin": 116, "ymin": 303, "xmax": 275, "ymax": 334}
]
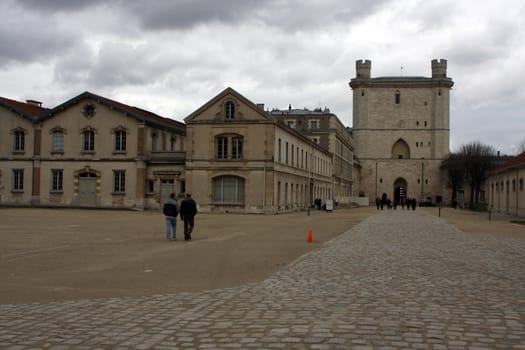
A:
[{"xmin": 225, "ymin": 101, "xmax": 235, "ymax": 120}]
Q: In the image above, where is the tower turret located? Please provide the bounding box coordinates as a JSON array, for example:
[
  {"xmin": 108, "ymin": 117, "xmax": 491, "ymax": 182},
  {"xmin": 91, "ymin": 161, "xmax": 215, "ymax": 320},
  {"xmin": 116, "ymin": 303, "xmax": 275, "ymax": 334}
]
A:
[
  {"xmin": 431, "ymin": 59, "xmax": 447, "ymax": 78},
  {"xmin": 356, "ymin": 59, "xmax": 371, "ymax": 79}
]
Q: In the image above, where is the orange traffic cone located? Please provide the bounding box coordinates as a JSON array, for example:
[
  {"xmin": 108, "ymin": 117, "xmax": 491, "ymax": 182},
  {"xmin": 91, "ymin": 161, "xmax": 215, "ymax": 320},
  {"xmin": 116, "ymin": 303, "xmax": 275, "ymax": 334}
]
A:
[{"xmin": 307, "ymin": 229, "xmax": 313, "ymax": 243}]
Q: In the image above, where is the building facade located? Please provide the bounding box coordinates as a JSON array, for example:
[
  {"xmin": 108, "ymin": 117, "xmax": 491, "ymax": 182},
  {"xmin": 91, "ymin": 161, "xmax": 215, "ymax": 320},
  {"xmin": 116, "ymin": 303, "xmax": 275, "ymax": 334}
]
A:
[
  {"xmin": 0, "ymin": 92, "xmax": 186, "ymax": 209},
  {"xmin": 349, "ymin": 59, "xmax": 454, "ymax": 205},
  {"xmin": 270, "ymin": 106, "xmax": 355, "ymax": 204},
  {"xmin": 0, "ymin": 97, "xmax": 48, "ymax": 205},
  {"xmin": 184, "ymin": 88, "xmax": 333, "ymax": 214},
  {"xmin": 1, "ymin": 58, "xmax": 456, "ymax": 212},
  {"xmin": 487, "ymin": 152, "xmax": 525, "ymax": 216}
]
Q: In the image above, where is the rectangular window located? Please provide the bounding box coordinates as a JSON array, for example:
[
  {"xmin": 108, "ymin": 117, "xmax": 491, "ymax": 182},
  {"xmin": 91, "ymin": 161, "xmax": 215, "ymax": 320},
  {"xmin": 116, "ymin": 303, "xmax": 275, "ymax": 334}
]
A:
[
  {"xmin": 83, "ymin": 130, "xmax": 95, "ymax": 152},
  {"xmin": 232, "ymin": 137, "xmax": 243, "ymax": 160},
  {"xmin": 291, "ymin": 145, "xmax": 294, "ymax": 166},
  {"xmin": 13, "ymin": 169, "xmax": 23, "ymax": 191},
  {"xmin": 113, "ymin": 170, "xmax": 125, "ymax": 193},
  {"xmin": 147, "ymin": 180, "xmax": 154, "ymax": 193},
  {"xmin": 52, "ymin": 131, "xmax": 64, "ymax": 153},
  {"xmin": 278, "ymin": 138, "xmax": 282, "ymax": 162},
  {"xmin": 305, "ymin": 151, "xmax": 308, "ymax": 170},
  {"xmin": 212, "ymin": 176, "xmax": 245, "ymax": 204},
  {"xmin": 287, "ymin": 120, "xmax": 295, "ymax": 128},
  {"xmin": 285, "ymin": 142, "xmax": 289, "ymax": 164},
  {"xmin": 51, "ymin": 169, "xmax": 63, "ymax": 192},
  {"xmin": 310, "ymin": 121, "xmax": 318, "ymax": 129},
  {"xmin": 115, "ymin": 130, "xmax": 127, "ymax": 152},
  {"xmin": 217, "ymin": 137, "xmax": 228, "ymax": 159},
  {"xmin": 14, "ymin": 131, "xmax": 25, "ymax": 152}
]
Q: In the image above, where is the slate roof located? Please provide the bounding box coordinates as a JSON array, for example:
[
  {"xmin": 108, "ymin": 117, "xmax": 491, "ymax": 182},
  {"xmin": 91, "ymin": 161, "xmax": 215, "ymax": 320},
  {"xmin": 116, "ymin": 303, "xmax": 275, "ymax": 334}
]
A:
[
  {"xmin": 39, "ymin": 91, "xmax": 185, "ymax": 132},
  {"xmin": 0, "ymin": 96, "xmax": 49, "ymax": 120},
  {"xmin": 493, "ymin": 152, "xmax": 525, "ymax": 174}
]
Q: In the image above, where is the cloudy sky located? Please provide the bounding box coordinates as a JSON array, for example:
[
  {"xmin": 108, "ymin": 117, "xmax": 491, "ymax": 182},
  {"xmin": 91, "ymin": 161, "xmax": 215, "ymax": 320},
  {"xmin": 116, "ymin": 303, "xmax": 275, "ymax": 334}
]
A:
[{"xmin": 1, "ymin": 0, "xmax": 523, "ymax": 154}]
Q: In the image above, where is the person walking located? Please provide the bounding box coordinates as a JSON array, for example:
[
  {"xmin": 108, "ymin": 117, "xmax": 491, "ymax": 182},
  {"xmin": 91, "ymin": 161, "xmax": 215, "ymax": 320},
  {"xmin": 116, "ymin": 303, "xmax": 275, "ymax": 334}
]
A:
[
  {"xmin": 180, "ymin": 193, "xmax": 197, "ymax": 241},
  {"xmin": 163, "ymin": 193, "xmax": 179, "ymax": 241}
]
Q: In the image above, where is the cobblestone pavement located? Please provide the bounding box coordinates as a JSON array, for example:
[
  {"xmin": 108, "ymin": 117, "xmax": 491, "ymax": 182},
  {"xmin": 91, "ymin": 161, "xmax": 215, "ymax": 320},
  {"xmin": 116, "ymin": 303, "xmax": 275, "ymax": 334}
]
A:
[{"xmin": 1, "ymin": 210, "xmax": 525, "ymax": 349}]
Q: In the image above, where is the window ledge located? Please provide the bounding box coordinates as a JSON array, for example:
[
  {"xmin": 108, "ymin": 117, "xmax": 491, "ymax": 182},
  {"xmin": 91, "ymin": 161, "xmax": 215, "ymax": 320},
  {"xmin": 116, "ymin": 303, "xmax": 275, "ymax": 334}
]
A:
[
  {"xmin": 113, "ymin": 151, "xmax": 127, "ymax": 154},
  {"xmin": 51, "ymin": 151, "xmax": 64, "ymax": 155},
  {"xmin": 112, "ymin": 192, "xmax": 126, "ymax": 196},
  {"xmin": 82, "ymin": 150, "xmax": 95, "ymax": 154},
  {"xmin": 50, "ymin": 191, "xmax": 63, "ymax": 194},
  {"xmin": 12, "ymin": 151, "xmax": 25, "ymax": 154},
  {"xmin": 11, "ymin": 190, "xmax": 24, "ymax": 193},
  {"xmin": 212, "ymin": 202, "xmax": 244, "ymax": 206}
]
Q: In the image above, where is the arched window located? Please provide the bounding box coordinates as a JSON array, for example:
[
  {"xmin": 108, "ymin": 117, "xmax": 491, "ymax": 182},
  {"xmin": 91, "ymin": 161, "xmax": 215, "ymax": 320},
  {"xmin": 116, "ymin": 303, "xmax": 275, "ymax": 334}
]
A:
[
  {"xmin": 395, "ymin": 90, "xmax": 401, "ymax": 104},
  {"xmin": 225, "ymin": 101, "xmax": 235, "ymax": 120},
  {"xmin": 212, "ymin": 176, "xmax": 245, "ymax": 205},
  {"xmin": 391, "ymin": 139, "xmax": 410, "ymax": 159}
]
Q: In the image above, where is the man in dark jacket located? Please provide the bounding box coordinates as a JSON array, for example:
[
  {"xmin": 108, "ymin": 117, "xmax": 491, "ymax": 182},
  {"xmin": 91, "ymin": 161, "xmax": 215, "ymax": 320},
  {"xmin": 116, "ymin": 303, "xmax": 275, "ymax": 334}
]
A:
[
  {"xmin": 180, "ymin": 193, "xmax": 197, "ymax": 241},
  {"xmin": 163, "ymin": 193, "xmax": 179, "ymax": 240}
]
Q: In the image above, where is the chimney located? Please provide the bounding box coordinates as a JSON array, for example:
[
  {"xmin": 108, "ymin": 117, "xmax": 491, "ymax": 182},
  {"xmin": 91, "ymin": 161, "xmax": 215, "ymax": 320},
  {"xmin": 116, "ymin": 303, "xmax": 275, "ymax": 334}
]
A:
[
  {"xmin": 256, "ymin": 103, "xmax": 265, "ymax": 110},
  {"xmin": 26, "ymin": 99, "xmax": 43, "ymax": 107}
]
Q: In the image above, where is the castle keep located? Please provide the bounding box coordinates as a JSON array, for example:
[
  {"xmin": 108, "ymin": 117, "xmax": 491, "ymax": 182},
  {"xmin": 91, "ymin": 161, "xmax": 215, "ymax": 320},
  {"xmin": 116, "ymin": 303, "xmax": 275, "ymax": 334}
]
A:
[{"xmin": 350, "ymin": 59, "xmax": 454, "ymax": 205}]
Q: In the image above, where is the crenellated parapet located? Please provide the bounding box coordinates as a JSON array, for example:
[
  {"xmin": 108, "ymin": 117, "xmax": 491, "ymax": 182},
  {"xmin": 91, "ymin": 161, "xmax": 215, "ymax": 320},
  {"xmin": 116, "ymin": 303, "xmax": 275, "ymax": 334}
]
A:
[
  {"xmin": 356, "ymin": 59, "xmax": 371, "ymax": 79},
  {"xmin": 431, "ymin": 58, "xmax": 447, "ymax": 79}
]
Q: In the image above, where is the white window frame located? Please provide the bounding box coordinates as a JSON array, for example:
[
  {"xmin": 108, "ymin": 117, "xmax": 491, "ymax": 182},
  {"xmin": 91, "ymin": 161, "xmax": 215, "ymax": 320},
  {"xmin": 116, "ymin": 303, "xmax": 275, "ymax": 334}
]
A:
[
  {"xmin": 51, "ymin": 169, "xmax": 63, "ymax": 192},
  {"xmin": 113, "ymin": 170, "xmax": 126, "ymax": 193}
]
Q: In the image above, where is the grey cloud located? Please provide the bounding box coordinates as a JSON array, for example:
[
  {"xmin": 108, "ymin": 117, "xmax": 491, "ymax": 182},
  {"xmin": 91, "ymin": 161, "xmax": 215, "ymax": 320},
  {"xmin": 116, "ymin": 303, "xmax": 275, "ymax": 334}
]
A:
[
  {"xmin": 120, "ymin": 0, "xmax": 389, "ymax": 31},
  {"xmin": 0, "ymin": 2, "xmax": 77, "ymax": 66},
  {"xmin": 54, "ymin": 41, "xmax": 177, "ymax": 89},
  {"xmin": 17, "ymin": 0, "xmax": 107, "ymax": 13}
]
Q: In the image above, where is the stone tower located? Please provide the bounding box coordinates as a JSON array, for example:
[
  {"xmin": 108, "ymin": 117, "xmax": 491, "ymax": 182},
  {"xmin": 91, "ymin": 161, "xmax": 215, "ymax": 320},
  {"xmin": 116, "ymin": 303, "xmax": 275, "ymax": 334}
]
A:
[{"xmin": 349, "ymin": 59, "xmax": 454, "ymax": 205}]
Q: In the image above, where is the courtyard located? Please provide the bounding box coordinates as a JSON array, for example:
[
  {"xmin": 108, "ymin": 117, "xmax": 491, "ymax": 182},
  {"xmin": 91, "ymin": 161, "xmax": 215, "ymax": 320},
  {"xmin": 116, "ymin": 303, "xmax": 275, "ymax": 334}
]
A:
[{"xmin": 1, "ymin": 206, "xmax": 524, "ymax": 349}]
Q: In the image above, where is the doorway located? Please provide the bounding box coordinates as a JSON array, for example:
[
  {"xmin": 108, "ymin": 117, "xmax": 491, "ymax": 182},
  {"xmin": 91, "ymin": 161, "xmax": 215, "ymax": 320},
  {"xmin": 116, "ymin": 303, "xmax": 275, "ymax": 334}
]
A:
[
  {"xmin": 78, "ymin": 172, "xmax": 97, "ymax": 206},
  {"xmin": 393, "ymin": 178, "xmax": 407, "ymax": 206},
  {"xmin": 160, "ymin": 179, "xmax": 175, "ymax": 205}
]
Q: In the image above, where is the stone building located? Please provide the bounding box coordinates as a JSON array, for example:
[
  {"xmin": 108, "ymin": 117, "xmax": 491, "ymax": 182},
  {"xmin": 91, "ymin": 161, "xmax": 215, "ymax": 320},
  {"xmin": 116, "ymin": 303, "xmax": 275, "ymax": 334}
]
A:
[
  {"xmin": 184, "ymin": 88, "xmax": 333, "ymax": 213},
  {"xmin": 0, "ymin": 92, "xmax": 186, "ymax": 209},
  {"xmin": 349, "ymin": 59, "xmax": 454, "ymax": 205},
  {"xmin": 1, "ymin": 58, "xmax": 456, "ymax": 212},
  {"xmin": 0, "ymin": 97, "xmax": 49, "ymax": 205},
  {"xmin": 487, "ymin": 152, "xmax": 525, "ymax": 216},
  {"xmin": 270, "ymin": 106, "xmax": 355, "ymax": 204}
]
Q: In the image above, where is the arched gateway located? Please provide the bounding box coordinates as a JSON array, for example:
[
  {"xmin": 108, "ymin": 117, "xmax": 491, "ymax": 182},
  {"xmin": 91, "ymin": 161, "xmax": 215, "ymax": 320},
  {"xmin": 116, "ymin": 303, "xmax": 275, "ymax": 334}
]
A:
[{"xmin": 393, "ymin": 178, "xmax": 407, "ymax": 206}]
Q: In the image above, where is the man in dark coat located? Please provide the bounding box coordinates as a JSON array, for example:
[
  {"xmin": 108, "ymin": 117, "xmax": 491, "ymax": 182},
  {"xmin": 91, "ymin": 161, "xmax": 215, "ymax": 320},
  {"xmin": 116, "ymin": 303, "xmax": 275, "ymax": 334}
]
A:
[
  {"xmin": 180, "ymin": 193, "xmax": 198, "ymax": 241},
  {"xmin": 163, "ymin": 193, "xmax": 178, "ymax": 240}
]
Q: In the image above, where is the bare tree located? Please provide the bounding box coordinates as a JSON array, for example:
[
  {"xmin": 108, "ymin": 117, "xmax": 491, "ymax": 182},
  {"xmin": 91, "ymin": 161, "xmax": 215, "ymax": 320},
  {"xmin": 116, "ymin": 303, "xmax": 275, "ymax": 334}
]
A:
[
  {"xmin": 441, "ymin": 153, "xmax": 465, "ymax": 207},
  {"xmin": 517, "ymin": 139, "xmax": 525, "ymax": 154},
  {"xmin": 457, "ymin": 142, "xmax": 497, "ymax": 209}
]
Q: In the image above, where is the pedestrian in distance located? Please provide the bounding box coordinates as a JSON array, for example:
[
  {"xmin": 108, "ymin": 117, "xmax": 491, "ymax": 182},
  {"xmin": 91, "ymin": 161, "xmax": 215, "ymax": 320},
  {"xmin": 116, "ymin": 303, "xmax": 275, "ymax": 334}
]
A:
[
  {"xmin": 163, "ymin": 193, "xmax": 179, "ymax": 241},
  {"xmin": 180, "ymin": 193, "xmax": 198, "ymax": 241}
]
